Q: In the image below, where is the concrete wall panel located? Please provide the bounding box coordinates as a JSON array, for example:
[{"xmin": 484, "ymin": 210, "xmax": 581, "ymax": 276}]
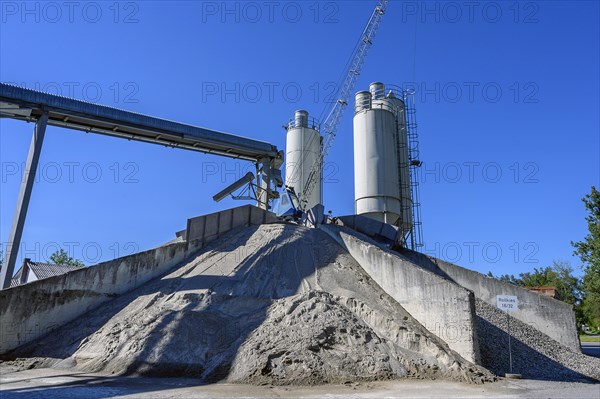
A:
[
  {"xmin": 402, "ymin": 251, "xmax": 580, "ymax": 350},
  {"xmin": 320, "ymin": 225, "xmax": 481, "ymax": 364},
  {"xmin": 0, "ymin": 242, "xmax": 193, "ymax": 354},
  {"xmin": 186, "ymin": 205, "xmax": 278, "ymax": 249}
]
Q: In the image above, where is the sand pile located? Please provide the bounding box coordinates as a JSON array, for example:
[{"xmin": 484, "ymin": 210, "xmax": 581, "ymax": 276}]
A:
[{"xmin": 6, "ymin": 223, "xmax": 493, "ymax": 384}]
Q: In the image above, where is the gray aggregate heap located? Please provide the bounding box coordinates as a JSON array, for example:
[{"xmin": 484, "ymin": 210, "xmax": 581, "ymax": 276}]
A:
[
  {"xmin": 475, "ymin": 299, "xmax": 600, "ymax": 381},
  {"xmin": 3, "ymin": 224, "xmax": 493, "ymax": 385}
]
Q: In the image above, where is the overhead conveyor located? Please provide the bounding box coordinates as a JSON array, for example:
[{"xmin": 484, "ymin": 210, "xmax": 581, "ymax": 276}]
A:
[
  {"xmin": 0, "ymin": 83, "xmax": 280, "ymax": 161},
  {"xmin": 0, "ymin": 82, "xmax": 283, "ymax": 289}
]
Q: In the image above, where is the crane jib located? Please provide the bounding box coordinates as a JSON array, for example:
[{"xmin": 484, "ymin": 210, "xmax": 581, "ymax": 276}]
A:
[{"xmin": 297, "ymin": 0, "xmax": 389, "ymax": 210}]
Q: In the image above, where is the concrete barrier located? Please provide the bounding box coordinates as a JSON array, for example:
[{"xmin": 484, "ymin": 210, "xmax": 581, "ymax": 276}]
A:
[
  {"xmin": 0, "ymin": 205, "xmax": 278, "ymax": 355},
  {"xmin": 185, "ymin": 205, "xmax": 278, "ymax": 250},
  {"xmin": 320, "ymin": 224, "xmax": 481, "ymax": 364},
  {"xmin": 402, "ymin": 251, "xmax": 580, "ymax": 351}
]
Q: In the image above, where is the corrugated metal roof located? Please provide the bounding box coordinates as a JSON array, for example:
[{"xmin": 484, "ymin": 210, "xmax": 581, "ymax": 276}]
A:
[
  {"xmin": 5, "ymin": 259, "xmax": 81, "ymax": 288},
  {"xmin": 27, "ymin": 261, "xmax": 79, "ymax": 280}
]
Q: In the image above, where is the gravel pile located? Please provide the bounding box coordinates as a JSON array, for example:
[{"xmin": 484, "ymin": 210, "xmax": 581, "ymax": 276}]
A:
[
  {"xmin": 3, "ymin": 224, "xmax": 493, "ymax": 385},
  {"xmin": 475, "ymin": 299, "xmax": 600, "ymax": 381}
]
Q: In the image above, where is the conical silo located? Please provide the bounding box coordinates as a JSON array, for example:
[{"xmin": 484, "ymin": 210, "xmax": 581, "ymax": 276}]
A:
[{"xmin": 285, "ymin": 110, "xmax": 322, "ymax": 210}]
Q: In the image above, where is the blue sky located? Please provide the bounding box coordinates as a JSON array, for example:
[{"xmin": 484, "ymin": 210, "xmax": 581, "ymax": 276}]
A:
[{"xmin": 1, "ymin": 1, "xmax": 598, "ymax": 277}]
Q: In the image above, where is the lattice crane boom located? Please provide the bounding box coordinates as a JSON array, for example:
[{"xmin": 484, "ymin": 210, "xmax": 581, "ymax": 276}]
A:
[{"xmin": 297, "ymin": 0, "xmax": 389, "ymax": 210}]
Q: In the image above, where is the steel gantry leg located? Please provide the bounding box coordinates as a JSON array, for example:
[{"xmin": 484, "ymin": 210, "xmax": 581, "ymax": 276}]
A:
[{"xmin": 0, "ymin": 113, "xmax": 49, "ymax": 289}]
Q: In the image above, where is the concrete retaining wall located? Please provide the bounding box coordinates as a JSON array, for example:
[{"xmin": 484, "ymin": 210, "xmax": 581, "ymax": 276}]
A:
[
  {"xmin": 0, "ymin": 205, "xmax": 277, "ymax": 355},
  {"xmin": 321, "ymin": 225, "xmax": 481, "ymax": 364},
  {"xmin": 0, "ymin": 242, "xmax": 195, "ymax": 354},
  {"xmin": 402, "ymin": 251, "xmax": 580, "ymax": 350}
]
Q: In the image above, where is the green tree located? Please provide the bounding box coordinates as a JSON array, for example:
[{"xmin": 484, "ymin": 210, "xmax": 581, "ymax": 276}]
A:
[
  {"xmin": 49, "ymin": 249, "xmax": 85, "ymax": 268},
  {"xmin": 490, "ymin": 262, "xmax": 581, "ymax": 307},
  {"xmin": 572, "ymin": 186, "xmax": 600, "ymax": 329},
  {"xmin": 519, "ymin": 261, "xmax": 581, "ymax": 306},
  {"xmin": 487, "ymin": 271, "xmax": 523, "ymax": 285}
]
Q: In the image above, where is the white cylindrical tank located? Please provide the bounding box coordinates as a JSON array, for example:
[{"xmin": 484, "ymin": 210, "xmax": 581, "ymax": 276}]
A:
[
  {"xmin": 285, "ymin": 110, "xmax": 322, "ymax": 210},
  {"xmin": 354, "ymin": 87, "xmax": 402, "ymax": 225}
]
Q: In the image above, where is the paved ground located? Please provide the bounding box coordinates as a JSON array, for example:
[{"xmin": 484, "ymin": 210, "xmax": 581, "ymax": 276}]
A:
[
  {"xmin": 581, "ymin": 342, "xmax": 600, "ymax": 358},
  {"xmin": 0, "ymin": 368, "xmax": 598, "ymax": 399}
]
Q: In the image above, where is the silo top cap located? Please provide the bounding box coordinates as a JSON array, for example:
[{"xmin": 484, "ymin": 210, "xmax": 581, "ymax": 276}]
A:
[
  {"xmin": 293, "ymin": 110, "xmax": 309, "ymax": 128},
  {"xmin": 355, "ymin": 91, "xmax": 372, "ymax": 113},
  {"xmin": 369, "ymin": 82, "xmax": 385, "ymax": 99}
]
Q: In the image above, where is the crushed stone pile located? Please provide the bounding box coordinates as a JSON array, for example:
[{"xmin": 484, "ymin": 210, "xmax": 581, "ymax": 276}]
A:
[
  {"xmin": 475, "ymin": 299, "xmax": 600, "ymax": 381},
  {"xmin": 5, "ymin": 223, "xmax": 493, "ymax": 385}
]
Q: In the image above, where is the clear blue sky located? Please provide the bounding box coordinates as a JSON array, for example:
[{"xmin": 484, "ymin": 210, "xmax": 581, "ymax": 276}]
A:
[{"xmin": 1, "ymin": 1, "xmax": 598, "ymax": 277}]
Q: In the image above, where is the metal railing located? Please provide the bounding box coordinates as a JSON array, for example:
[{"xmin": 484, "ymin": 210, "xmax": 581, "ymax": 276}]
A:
[{"xmin": 285, "ymin": 116, "xmax": 321, "ymax": 131}]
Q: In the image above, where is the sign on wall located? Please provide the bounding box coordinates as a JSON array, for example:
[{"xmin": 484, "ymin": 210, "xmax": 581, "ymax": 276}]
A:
[{"xmin": 496, "ymin": 295, "xmax": 519, "ymax": 312}]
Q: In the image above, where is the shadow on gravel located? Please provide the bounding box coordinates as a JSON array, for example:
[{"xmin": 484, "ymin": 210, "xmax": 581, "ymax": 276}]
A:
[
  {"xmin": 476, "ymin": 316, "xmax": 597, "ymax": 383},
  {"xmin": 0, "ymin": 227, "xmax": 250, "ymax": 372},
  {"xmin": 1, "ymin": 224, "xmax": 324, "ymax": 385}
]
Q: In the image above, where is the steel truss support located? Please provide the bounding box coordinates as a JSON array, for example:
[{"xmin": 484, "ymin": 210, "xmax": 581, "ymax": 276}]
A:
[{"xmin": 1, "ymin": 113, "xmax": 49, "ymax": 289}]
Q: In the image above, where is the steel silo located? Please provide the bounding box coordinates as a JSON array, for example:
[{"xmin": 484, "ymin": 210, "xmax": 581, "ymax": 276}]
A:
[{"xmin": 285, "ymin": 110, "xmax": 322, "ymax": 210}]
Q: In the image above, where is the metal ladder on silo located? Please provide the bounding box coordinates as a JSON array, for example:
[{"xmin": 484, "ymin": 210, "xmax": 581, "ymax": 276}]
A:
[
  {"xmin": 392, "ymin": 100, "xmax": 412, "ymax": 249},
  {"xmin": 404, "ymin": 91, "xmax": 424, "ymax": 250}
]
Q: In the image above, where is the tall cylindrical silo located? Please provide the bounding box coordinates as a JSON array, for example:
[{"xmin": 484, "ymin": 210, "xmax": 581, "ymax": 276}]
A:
[
  {"xmin": 285, "ymin": 110, "xmax": 322, "ymax": 210},
  {"xmin": 353, "ymin": 86, "xmax": 401, "ymax": 225}
]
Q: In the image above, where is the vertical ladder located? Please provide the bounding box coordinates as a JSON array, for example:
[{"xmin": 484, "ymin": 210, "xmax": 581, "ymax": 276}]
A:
[
  {"xmin": 393, "ymin": 100, "xmax": 412, "ymax": 249},
  {"xmin": 404, "ymin": 91, "xmax": 424, "ymax": 250}
]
